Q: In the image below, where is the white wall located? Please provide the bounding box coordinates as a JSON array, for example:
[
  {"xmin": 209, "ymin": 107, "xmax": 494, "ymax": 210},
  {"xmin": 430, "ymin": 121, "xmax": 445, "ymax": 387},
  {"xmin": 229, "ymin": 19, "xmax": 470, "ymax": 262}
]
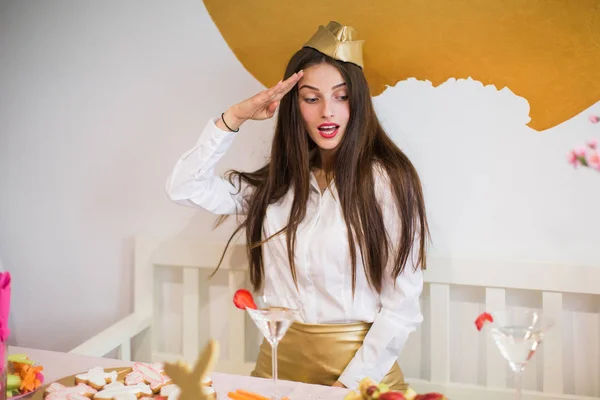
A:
[
  {"xmin": 0, "ymin": 0, "xmax": 274, "ymax": 351},
  {"xmin": 1, "ymin": 0, "xmax": 599, "ymax": 365},
  {"xmin": 375, "ymin": 79, "xmax": 600, "ymax": 266}
]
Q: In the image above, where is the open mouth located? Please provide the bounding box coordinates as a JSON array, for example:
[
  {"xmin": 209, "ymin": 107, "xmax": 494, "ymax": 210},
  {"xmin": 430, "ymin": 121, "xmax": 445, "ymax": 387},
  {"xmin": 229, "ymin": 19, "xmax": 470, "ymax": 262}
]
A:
[{"xmin": 317, "ymin": 123, "xmax": 340, "ymax": 139}]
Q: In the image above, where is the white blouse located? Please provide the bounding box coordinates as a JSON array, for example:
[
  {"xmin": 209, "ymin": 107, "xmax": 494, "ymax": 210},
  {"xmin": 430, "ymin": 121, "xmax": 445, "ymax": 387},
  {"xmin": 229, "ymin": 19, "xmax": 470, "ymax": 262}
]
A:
[{"xmin": 166, "ymin": 118, "xmax": 424, "ymax": 389}]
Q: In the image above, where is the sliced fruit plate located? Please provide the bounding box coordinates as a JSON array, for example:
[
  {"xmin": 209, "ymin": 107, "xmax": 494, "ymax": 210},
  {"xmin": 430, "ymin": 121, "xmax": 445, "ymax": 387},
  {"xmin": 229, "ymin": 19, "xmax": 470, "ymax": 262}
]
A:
[
  {"xmin": 7, "ymin": 354, "xmax": 44, "ymax": 399},
  {"xmin": 344, "ymin": 378, "xmax": 447, "ymax": 400}
]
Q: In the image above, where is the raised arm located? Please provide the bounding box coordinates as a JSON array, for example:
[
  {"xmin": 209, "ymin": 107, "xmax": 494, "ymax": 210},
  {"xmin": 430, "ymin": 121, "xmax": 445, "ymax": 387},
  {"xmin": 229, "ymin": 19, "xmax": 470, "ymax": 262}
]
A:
[
  {"xmin": 165, "ymin": 71, "xmax": 304, "ymax": 215},
  {"xmin": 165, "ymin": 118, "xmax": 251, "ymax": 215}
]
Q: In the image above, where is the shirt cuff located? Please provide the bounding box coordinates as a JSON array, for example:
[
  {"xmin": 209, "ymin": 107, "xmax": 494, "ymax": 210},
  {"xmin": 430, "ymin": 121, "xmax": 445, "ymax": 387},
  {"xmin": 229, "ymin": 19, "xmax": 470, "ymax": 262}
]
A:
[
  {"xmin": 337, "ymin": 358, "xmax": 372, "ymax": 390},
  {"xmin": 177, "ymin": 118, "xmax": 237, "ymax": 176},
  {"xmin": 337, "ymin": 327, "xmax": 410, "ymax": 390},
  {"xmin": 195, "ymin": 117, "xmax": 237, "ymax": 145}
]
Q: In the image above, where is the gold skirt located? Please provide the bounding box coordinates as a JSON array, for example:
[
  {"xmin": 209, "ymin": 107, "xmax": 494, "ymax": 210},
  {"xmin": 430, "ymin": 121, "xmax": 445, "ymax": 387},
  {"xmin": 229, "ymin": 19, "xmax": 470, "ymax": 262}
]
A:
[{"xmin": 251, "ymin": 321, "xmax": 407, "ymax": 391}]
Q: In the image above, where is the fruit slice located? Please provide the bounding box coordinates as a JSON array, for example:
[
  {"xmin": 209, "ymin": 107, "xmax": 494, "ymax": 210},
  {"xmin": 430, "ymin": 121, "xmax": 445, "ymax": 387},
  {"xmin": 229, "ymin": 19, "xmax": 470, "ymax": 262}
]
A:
[
  {"xmin": 358, "ymin": 377, "xmax": 377, "ymax": 398},
  {"xmin": 379, "ymin": 392, "xmax": 406, "ymax": 400},
  {"xmin": 233, "ymin": 289, "xmax": 257, "ymax": 310},
  {"xmin": 343, "ymin": 392, "xmax": 363, "ymax": 400},
  {"xmin": 7, "ymin": 374, "xmax": 21, "ymax": 390},
  {"xmin": 8, "ymin": 355, "xmax": 34, "ymax": 365},
  {"xmin": 475, "ymin": 312, "xmax": 493, "ymax": 331},
  {"xmin": 404, "ymin": 387, "xmax": 418, "ymax": 400}
]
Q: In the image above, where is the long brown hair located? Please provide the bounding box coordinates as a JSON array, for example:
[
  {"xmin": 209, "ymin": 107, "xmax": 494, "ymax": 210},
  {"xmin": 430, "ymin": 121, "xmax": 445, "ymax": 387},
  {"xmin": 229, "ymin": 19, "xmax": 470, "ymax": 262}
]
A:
[{"xmin": 217, "ymin": 47, "xmax": 429, "ymax": 294}]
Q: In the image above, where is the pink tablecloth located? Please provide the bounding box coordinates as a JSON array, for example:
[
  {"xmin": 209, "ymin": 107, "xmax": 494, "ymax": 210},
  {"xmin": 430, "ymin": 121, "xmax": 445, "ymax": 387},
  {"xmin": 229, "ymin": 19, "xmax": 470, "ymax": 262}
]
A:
[{"xmin": 9, "ymin": 346, "xmax": 350, "ymax": 400}]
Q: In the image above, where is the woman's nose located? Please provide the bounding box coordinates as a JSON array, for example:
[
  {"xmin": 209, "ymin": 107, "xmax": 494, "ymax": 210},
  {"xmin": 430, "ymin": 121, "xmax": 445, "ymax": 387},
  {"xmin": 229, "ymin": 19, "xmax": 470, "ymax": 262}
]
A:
[{"xmin": 321, "ymin": 100, "xmax": 334, "ymax": 118}]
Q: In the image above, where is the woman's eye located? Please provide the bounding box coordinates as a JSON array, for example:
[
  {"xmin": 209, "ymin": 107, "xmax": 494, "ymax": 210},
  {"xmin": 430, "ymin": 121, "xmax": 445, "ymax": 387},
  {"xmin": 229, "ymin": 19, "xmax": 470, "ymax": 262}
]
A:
[
  {"xmin": 338, "ymin": 95, "xmax": 349, "ymax": 101},
  {"xmin": 304, "ymin": 98, "xmax": 318, "ymax": 104}
]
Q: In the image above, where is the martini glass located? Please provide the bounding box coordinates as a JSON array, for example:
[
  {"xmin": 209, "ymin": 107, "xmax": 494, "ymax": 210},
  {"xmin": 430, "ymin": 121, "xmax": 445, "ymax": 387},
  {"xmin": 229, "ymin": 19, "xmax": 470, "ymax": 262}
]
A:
[
  {"xmin": 487, "ymin": 309, "xmax": 554, "ymax": 400},
  {"xmin": 246, "ymin": 295, "xmax": 302, "ymax": 400}
]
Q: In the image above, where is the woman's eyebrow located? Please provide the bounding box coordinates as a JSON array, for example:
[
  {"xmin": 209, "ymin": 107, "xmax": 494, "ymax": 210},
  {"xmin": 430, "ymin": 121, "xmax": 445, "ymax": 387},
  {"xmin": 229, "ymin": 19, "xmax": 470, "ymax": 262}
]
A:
[{"xmin": 298, "ymin": 82, "xmax": 346, "ymax": 91}]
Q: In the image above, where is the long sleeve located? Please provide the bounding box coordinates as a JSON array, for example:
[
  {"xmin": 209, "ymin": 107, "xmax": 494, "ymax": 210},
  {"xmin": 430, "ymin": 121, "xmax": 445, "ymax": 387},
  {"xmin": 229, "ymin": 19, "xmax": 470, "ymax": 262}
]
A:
[
  {"xmin": 337, "ymin": 167, "xmax": 424, "ymax": 389},
  {"xmin": 166, "ymin": 118, "xmax": 252, "ymax": 215}
]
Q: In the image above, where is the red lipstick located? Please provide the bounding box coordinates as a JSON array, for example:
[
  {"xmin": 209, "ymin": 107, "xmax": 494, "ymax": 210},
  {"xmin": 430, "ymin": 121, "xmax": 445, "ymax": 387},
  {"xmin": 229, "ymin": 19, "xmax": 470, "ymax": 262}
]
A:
[{"xmin": 317, "ymin": 123, "xmax": 340, "ymax": 139}]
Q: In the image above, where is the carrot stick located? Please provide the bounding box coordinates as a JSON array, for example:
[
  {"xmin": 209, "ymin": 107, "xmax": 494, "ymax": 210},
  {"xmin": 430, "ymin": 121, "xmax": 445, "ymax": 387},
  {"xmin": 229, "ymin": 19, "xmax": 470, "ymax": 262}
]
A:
[
  {"xmin": 18, "ymin": 364, "xmax": 43, "ymax": 392},
  {"xmin": 227, "ymin": 392, "xmax": 254, "ymax": 400},
  {"xmin": 235, "ymin": 389, "xmax": 270, "ymax": 400}
]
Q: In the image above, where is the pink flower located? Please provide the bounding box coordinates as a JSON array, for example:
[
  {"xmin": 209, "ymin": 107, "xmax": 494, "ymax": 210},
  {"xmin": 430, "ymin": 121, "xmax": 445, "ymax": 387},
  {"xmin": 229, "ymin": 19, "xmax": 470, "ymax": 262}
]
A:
[
  {"xmin": 590, "ymin": 115, "xmax": 600, "ymax": 124},
  {"xmin": 567, "ymin": 139, "xmax": 600, "ymax": 172},
  {"xmin": 567, "ymin": 150, "xmax": 579, "ymax": 167},
  {"xmin": 587, "ymin": 151, "xmax": 600, "ymax": 170},
  {"xmin": 574, "ymin": 146, "xmax": 588, "ymax": 157}
]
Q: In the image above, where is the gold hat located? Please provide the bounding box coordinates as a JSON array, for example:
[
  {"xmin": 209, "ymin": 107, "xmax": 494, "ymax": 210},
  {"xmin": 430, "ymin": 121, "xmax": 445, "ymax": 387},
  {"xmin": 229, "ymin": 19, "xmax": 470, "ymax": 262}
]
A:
[{"xmin": 303, "ymin": 21, "xmax": 364, "ymax": 69}]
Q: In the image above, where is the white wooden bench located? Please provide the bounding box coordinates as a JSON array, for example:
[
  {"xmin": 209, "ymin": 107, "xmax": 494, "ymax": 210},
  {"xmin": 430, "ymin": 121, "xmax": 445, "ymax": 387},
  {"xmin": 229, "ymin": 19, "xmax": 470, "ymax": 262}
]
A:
[{"xmin": 70, "ymin": 236, "xmax": 600, "ymax": 399}]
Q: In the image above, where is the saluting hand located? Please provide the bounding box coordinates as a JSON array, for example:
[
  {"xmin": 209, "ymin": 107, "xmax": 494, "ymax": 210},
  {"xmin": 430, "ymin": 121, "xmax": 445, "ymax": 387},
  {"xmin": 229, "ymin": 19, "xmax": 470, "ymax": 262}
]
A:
[{"xmin": 218, "ymin": 70, "xmax": 304, "ymax": 132}]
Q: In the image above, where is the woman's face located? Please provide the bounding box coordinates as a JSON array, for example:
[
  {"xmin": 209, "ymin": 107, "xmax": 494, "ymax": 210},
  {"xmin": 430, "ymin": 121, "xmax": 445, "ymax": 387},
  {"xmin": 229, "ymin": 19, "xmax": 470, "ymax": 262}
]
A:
[{"xmin": 297, "ymin": 63, "xmax": 350, "ymax": 152}]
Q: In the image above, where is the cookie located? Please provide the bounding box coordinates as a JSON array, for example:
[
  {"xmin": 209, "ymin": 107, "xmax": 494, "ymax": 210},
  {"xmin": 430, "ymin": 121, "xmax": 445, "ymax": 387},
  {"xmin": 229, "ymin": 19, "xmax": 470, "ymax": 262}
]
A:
[
  {"xmin": 158, "ymin": 384, "xmax": 179, "ymax": 400},
  {"xmin": 201, "ymin": 377, "xmax": 215, "ymax": 400},
  {"xmin": 94, "ymin": 382, "xmax": 152, "ymax": 400},
  {"xmin": 202, "ymin": 386, "xmax": 216, "ymax": 400},
  {"xmin": 201, "ymin": 376, "xmax": 213, "ymax": 387},
  {"xmin": 44, "ymin": 382, "xmax": 98, "ymax": 400},
  {"xmin": 125, "ymin": 363, "xmax": 171, "ymax": 393},
  {"xmin": 75, "ymin": 368, "xmax": 119, "ymax": 390}
]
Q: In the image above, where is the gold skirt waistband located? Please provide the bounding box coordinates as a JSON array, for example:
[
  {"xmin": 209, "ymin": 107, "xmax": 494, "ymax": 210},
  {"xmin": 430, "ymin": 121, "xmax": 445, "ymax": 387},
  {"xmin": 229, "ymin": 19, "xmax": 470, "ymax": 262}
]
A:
[{"xmin": 251, "ymin": 321, "xmax": 406, "ymax": 390}]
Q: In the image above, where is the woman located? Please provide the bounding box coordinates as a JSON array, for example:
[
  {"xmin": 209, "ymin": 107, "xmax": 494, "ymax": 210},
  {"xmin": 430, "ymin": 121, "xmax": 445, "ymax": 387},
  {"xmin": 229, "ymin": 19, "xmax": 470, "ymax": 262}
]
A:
[{"xmin": 166, "ymin": 21, "xmax": 429, "ymax": 391}]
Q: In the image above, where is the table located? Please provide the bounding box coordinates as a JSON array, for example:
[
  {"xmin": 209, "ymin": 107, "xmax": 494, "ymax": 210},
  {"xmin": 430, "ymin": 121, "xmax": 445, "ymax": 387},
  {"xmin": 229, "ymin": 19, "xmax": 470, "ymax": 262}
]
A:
[{"xmin": 9, "ymin": 346, "xmax": 351, "ymax": 399}]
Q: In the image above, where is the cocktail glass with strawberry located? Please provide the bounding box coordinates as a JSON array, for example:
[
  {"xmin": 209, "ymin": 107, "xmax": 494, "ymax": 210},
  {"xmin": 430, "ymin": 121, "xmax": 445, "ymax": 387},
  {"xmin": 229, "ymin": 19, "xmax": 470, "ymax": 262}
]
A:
[
  {"xmin": 475, "ymin": 309, "xmax": 554, "ymax": 400},
  {"xmin": 234, "ymin": 290, "xmax": 302, "ymax": 400}
]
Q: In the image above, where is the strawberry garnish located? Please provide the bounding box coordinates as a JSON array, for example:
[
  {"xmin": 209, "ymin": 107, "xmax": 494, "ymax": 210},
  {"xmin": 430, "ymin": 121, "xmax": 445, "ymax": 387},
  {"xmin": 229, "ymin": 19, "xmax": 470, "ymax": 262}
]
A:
[
  {"xmin": 475, "ymin": 312, "xmax": 494, "ymax": 331},
  {"xmin": 233, "ymin": 289, "xmax": 257, "ymax": 310}
]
